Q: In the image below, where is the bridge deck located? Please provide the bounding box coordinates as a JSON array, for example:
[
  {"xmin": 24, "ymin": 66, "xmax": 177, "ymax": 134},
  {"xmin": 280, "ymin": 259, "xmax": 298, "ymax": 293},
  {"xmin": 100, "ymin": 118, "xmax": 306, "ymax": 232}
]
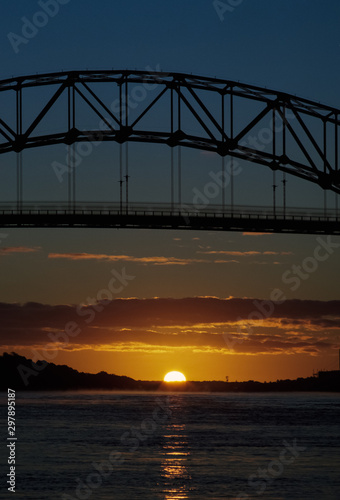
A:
[{"xmin": 0, "ymin": 204, "xmax": 339, "ymax": 234}]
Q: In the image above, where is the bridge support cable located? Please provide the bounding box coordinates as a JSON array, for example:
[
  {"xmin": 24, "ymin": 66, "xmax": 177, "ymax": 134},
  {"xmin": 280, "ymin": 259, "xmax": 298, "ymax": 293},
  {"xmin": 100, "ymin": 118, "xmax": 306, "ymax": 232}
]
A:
[
  {"xmin": 282, "ymin": 172, "xmax": 287, "ymax": 219},
  {"xmin": 170, "ymin": 86, "xmax": 175, "ymax": 213},
  {"xmin": 230, "ymin": 88, "xmax": 234, "ymax": 142},
  {"xmin": 282, "ymin": 105, "xmax": 287, "ymax": 219},
  {"xmin": 230, "ymin": 157, "xmax": 234, "ymax": 216},
  {"xmin": 273, "ymin": 171, "xmax": 277, "ymax": 218},
  {"xmin": 124, "ymin": 76, "xmax": 129, "ymax": 215},
  {"xmin": 67, "ymin": 144, "xmax": 76, "ymax": 211},
  {"xmin": 16, "ymin": 84, "xmax": 23, "ymax": 212},
  {"xmin": 178, "ymin": 146, "xmax": 182, "ymax": 208},
  {"xmin": 324, "ymin": 120, "xmax": 327, "ymax": 217},
  {"xmin": 16, "ymin": 152, "xmax": 23, "ymax": 212},
  {"xmin": 282, "ymin": 104, "xmax": 287, "ymax": 156},
  {"xmin": 72, "ymin": 144, "xmax": 76, "ymax": 210},
  {"xmin": 177, "ymin": 83, "xmax": 182, "ymax": 210},
  {"xmin": 125, "ymin": 142, "xmax": 129, "ymax": 215},
  {"xmin": 222, "ymin": 156, "xmax": 225, "ymax": 214},
  {"xmin": 177, "ymin": 82, "xmax": 181, "ymax": 131},
  {"xmin": 221, "ymin": 92, "xmax": 226, "ymax": 214},
  {"xmin": 119, "ymin": 143, "xmax": 123, "ymax": 214},
  {"xmin": 67, "ymin": 144, "xmax": 71, "ymax": 209},
  {"xmin": 230, "ymin": 89, "xmax": 234, "ymax": 216},
  {"xmin": 335, "ymin": 114, "xmax": 338, "ymax": 219},
  {"xmin": 272, "ymin": 107, "xmax": 276, "ymax": 158},
  {"xmin": 67, "ymin": 83, "xmax": 76, "ymax": 211},
  {"xmin": 171, "ymin": 148, "xmax": 174, "ymax": 212},
  {"xmin": 272, "ymin": 108, "xmax": 277, "ymax": 218}
]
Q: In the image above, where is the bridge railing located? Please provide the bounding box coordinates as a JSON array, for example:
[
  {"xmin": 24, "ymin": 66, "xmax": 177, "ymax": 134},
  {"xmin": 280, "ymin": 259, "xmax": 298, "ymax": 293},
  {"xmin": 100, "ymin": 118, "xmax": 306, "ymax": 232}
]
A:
[{"xmin": 0, "ymin": 202, "xmax": 338, "ymax": 221}]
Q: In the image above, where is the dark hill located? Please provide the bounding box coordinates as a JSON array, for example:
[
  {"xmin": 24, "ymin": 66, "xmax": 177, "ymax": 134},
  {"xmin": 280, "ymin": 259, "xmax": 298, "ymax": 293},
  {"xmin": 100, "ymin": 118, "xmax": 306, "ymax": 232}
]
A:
[{"xmin": 0, "ymin": 352, "xmax": 139, "ymax": 391}]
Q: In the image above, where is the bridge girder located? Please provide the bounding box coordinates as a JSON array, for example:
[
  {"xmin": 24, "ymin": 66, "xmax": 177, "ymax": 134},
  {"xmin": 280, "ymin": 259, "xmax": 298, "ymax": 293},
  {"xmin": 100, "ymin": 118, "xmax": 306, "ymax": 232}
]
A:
[{"xmin": 0, "ymin": 70, "xmax": 339, "ymax": 193}]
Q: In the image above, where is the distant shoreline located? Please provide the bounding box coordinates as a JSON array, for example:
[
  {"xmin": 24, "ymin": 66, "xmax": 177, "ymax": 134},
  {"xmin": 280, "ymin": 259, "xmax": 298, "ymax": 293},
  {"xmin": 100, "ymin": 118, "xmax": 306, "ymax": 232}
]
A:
[{"xmin": 1, "ymin": 353, "xmax": 339, "ymax": 392}]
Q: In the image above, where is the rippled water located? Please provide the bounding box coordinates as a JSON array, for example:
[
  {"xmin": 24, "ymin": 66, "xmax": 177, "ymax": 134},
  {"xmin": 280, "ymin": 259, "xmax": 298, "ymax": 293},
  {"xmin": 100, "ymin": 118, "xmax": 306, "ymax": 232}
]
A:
[{"xmin": 1, "ymin": 392, "xmax": 340, "ymax": 499}]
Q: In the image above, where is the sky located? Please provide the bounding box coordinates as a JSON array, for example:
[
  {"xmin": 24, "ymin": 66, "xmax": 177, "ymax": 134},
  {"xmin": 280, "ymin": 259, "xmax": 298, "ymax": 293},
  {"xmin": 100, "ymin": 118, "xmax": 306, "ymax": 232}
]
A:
[{"xmin": 0, "ymin": 0, "xmax": 340, "ymax": 382}]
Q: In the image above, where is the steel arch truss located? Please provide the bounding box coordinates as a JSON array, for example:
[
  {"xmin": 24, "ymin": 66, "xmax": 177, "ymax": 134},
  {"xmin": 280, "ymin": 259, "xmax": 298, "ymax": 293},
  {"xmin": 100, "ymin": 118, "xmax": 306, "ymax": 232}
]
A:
[{"xmin": 0, "ymin": 69, "xmax": 340, "ymax": 193}]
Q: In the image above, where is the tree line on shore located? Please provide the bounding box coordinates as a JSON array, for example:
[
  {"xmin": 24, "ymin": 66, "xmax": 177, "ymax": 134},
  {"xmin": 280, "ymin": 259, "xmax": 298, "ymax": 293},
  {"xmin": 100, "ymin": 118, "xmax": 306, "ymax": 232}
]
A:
[{"xmin": 1, "ymin": 352, "xmax": 339, "ymax": 392}]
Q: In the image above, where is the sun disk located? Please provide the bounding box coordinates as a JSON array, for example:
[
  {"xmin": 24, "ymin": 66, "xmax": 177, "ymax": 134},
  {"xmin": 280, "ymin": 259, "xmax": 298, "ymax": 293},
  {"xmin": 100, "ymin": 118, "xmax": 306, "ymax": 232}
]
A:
[{"xmin": 164, "ymin": 371, "xmax": 186, "ymax": 382}]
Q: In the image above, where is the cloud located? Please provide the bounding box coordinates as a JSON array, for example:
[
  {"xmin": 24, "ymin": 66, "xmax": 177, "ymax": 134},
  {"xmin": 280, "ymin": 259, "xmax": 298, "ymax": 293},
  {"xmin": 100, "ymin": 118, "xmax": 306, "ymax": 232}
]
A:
[
  {"xmin": 199, "ymin": 250, "xmax": 292, "ymax": 256},
  {"xmin": 1, "ymin": 297, "xmax": 340, "ymax": 329},
  {"xmin": 48, "ymin": 253, "xmax": 207, "ymax": 266},
  {"xmin": 48, "ymin": 252, "xmax": 275, "ymax": 266},
  {"xmin": 0, "ymin": 298, "xmax": 339, "ymax": 356},
  {"xmin": 0, "ymin": 247, "xmax": 41, "ymax": 256}
]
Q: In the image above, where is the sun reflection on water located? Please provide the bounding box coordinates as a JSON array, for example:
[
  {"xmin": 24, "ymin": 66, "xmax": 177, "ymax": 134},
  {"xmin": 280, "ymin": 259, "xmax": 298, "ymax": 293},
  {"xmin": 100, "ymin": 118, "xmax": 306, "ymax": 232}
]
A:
[{"xmin": 161, "ymin": 416, "xmax": 191, "ymax": 499}]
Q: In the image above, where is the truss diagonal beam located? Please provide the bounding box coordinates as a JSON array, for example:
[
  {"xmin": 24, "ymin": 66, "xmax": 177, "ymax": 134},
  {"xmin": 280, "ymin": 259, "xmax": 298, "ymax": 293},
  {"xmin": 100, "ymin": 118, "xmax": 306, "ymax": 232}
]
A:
[
  {"xmin": 74, "ymin": 86, "xmax": 116, "ymax": 132},
  {"xmin": 80, "ymin": 81, "xmax": 121, "ymax": 127},
  {"xmin": 130, "ymin": 86, "xmax": 168, "ymax": 129},
  {"xmin": 0, "ymin": 118, "xmax": 15, "ymax": 140},
  {"xmin": 276, "ymin": 107, "xmax": 318, "ymax": 173},
  {"xmin": 185, "ymin": 85, "xmax": 229, "ymax": 142},
  {"xmin": 23, "ymin": 82, "xmax": 67, "ymax": 140},
  {"xmin": 176, "ymin": 88, "xmax": 218, "ymax": 142},
  {"xmin": 290, "ymin": 107, "xmax": 333, "ymax": 173},
  {"xmin": 234, "ymin": 105, "xmax": 272, "ymax": 143}
]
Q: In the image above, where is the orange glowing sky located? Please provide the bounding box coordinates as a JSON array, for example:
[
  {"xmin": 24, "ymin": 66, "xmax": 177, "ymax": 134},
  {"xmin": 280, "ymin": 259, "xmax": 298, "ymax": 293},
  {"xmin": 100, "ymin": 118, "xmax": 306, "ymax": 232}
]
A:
[{"xmin": 0, "ymin": 229, "xmax": 340, "ymax": 382}]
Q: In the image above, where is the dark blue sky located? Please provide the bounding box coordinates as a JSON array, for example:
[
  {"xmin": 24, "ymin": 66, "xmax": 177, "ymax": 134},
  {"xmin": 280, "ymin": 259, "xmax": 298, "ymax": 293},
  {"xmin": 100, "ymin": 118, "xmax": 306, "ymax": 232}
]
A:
[{"xmin": 1, "ymin": 0, "xmax": 340, "ymax": 106}]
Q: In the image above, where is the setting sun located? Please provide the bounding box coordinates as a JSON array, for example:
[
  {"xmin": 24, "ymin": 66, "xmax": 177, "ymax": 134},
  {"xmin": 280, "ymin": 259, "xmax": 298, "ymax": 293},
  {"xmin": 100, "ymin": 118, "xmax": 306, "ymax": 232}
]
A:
[{"xmin": 164, "ymin": 371, "xmax": 186, "ymax": 382}]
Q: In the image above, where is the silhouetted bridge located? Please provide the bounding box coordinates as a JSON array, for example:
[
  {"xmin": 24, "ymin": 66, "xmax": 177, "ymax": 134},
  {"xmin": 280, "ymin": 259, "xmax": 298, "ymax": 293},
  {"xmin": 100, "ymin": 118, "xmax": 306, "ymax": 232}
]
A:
[
  {"xmin": 0, "ymin": 70, "xmax": 339, "ymax": 234},
  {"xmin": 0, "ymin": 203, "xmax": 339, "ymax": 234}
]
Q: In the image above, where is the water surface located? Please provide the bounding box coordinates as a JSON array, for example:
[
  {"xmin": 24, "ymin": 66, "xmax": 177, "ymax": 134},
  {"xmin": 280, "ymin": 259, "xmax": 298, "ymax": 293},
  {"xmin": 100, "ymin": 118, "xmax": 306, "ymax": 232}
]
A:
[{"xmin": 1, "ymin": 391, "xmax": 339, "ymax": 499}]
